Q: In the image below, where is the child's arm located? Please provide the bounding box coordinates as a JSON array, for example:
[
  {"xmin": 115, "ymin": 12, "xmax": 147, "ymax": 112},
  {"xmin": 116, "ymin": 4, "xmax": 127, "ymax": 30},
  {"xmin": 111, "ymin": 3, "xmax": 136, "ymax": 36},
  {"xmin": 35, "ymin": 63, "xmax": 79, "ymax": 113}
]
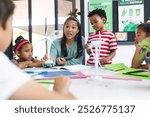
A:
[
  {"xmin": 10, "ymin": 77, "xmax": 76, "ymax": 100},
  {"xmin": 28, "ymin": 59, "xmax": 45, "ymax": 68},
  {"xmin": 15, "ymin": 61, "xmax": 32, "ymax": 69},
  {"xmin": 100, "ymin": 49, "xmax": 116, "ymax": 65},
  {"xmin": 12, "ymin": 58, "xmax": 43, "ymax": 68},
  {"xmin": 139, "ymin": 64, "xmax": 148, "ymax": 69},
  {"xmin": 131, "ymin": 45, "xmax": 144, "ymax": 68},
  {"xmin": 28, "ymin": 55, "xmax": 50, "ymax": 67}
]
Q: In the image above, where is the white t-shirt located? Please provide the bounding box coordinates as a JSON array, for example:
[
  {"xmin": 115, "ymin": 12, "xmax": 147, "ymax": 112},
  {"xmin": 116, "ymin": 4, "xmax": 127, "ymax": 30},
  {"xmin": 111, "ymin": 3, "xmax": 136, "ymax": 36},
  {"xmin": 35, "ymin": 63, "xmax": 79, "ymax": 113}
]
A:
[{"xmin": 0, "ymin": 52, "xmax": 31, "ymax": 99}]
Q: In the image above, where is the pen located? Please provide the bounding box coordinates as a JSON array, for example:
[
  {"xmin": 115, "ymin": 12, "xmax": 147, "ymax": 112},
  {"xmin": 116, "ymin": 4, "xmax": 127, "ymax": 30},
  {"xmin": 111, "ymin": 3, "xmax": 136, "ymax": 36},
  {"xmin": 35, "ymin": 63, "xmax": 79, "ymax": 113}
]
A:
[
  {"xmin": 60, "ymin": 57, "xmax": 63, "ymax": 61},
  {"xmin": 60, "ymin": 67, "xmax": 68, "ymax": 70}
]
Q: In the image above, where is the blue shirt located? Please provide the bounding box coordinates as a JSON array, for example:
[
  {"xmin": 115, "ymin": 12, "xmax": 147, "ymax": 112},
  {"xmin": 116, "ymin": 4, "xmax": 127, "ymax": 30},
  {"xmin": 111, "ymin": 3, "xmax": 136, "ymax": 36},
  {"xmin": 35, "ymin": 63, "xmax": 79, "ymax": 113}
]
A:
[{"xmin": 50, "ymin": 37, "xmax": 85, "ymax": 66}]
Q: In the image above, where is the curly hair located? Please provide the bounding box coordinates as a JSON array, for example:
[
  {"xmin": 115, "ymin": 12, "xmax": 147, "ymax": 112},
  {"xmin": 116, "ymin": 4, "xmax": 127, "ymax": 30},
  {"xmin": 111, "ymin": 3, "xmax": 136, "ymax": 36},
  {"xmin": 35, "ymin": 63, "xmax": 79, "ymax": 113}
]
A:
[{"xmin": 88, "ymin": 8, "xmax": 107, "ymax": 20}]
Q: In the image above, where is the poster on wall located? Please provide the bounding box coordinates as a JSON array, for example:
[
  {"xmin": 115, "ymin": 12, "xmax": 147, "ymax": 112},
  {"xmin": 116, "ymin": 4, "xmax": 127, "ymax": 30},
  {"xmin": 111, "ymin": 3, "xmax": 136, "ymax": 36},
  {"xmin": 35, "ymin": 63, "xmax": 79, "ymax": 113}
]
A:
[
  {"xmin": 89, "ymin": 0, "xmax": 113, "ymax": 33},
  {"xmin": 115, "ymin": 32, "xmax": 127, "ymax": 41},
  {"xmin": 118, "ymin": 0, "xmax": 144, "ymax": 32}
]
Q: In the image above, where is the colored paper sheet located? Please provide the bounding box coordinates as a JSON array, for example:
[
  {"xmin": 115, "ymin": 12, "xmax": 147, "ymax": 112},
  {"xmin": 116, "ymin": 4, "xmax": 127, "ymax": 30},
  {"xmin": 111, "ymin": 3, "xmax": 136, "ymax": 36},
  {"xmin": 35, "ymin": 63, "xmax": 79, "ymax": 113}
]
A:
[
  {"xmin": 36, "ymin": 80, "xmax": 54, "ymax": 88},
  {"xmin": 25, "ymin": 68, "xmax": 89, "ymax": 80},
  {"xmin": 121, "ymin": 68, "xmax": 145, "ymax": 74},
  {"xmin": 116, "ymin": 71, "xmax": 150, "ymax": 80},
  {"xmin": 118, "ymin": 68, "xmax": 149, "ymax": 77},
  {"xmin": 104, "ymin": 63, "xmax": 128, "ymax": 71},
  {"xmin": 102, "ymin": 75, "xmax": 142, "ymax": 81},
  {"xmin": 30, "ymin": 70, "xmax": 76, "ymax": 80}
]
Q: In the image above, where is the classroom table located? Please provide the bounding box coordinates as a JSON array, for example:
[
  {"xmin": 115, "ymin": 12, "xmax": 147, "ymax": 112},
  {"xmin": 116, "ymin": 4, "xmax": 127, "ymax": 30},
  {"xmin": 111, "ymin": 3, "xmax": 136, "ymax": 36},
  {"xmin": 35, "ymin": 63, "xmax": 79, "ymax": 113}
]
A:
[
  {"xmin": 24, "ymin": 65, "xmax": 150, "ymax": 100},
  {"xmin": 69, "ymin": 66, "xmax": 150, "ymax": 100}
]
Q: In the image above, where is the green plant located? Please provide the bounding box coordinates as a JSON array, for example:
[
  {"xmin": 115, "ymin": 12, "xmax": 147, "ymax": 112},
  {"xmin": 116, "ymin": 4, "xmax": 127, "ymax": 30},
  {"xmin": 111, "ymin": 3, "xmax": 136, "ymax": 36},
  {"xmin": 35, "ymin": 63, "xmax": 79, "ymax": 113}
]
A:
[{"xmin": 68, "ymin": 9, "xmax": 81, "ymax": 18}]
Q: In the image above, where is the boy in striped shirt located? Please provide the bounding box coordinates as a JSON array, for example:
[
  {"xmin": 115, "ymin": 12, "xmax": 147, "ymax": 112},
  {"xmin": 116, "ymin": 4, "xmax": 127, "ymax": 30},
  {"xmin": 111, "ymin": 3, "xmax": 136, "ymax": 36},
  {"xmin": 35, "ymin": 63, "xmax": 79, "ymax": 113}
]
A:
[{"xmin": 85, "ymin": 8, "xmax": 117, "ymax": 65}]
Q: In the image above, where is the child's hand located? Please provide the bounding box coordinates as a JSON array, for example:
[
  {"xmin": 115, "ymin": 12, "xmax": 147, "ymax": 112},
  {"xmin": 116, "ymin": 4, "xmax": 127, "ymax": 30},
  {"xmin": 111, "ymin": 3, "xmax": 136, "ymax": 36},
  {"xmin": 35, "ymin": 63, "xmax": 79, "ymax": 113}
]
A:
[
  {"xmin": 135, "ymin": 44, "xmax": 142, "ymax": 53},
  {"xmin": 56, "ymin": 57, "xmax": 66, "ymax": 66},
  {"xmin": 53, "ymin": 76, "xmax": 70, "ymax": 94},
  {"xmin": 99, "ymin": 58, "xmax": 108, "ymax": 65},
  {"xmin": 18, "ymin": 61, "xmax": 32, "ymax": 68},
  {"xmin": 84, "ymin": 43, "xmax": 91, "ymax": 55},
  {"xmin": 41, "ymin": 54, "xmax": 48, "ymax": 61}
]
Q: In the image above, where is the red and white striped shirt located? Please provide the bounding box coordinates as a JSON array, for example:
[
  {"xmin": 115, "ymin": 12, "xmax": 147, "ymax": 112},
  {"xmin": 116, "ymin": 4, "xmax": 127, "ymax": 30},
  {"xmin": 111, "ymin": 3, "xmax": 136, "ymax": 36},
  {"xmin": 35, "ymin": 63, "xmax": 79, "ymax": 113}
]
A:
[{"xmin": 87, "ymin": 30, "xmax": 117, "ymax": 65}]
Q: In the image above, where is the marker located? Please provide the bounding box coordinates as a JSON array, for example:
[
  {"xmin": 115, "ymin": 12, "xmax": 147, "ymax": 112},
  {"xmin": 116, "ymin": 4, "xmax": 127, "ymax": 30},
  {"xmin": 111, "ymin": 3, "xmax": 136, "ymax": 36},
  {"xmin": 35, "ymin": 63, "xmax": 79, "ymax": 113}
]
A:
[
  {"xmin": 60, "ymin": 67, "xmax": 68, "ymax": 70},
  {"xmin": 60, "ymin": 58, "xmax": 63, "ymax": 61}
]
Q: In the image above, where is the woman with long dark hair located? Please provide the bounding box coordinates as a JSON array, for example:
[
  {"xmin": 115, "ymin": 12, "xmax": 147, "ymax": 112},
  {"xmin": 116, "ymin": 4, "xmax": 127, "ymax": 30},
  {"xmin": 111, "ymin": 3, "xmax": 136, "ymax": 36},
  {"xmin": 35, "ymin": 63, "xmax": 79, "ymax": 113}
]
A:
[{"xmin": 50, "ymin": 17, "xmax": 85, "ymax": 66}]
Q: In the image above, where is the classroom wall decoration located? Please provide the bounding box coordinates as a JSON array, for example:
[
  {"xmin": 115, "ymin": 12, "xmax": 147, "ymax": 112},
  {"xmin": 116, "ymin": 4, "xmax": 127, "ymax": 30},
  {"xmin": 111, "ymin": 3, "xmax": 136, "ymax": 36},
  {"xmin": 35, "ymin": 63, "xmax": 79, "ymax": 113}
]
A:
[
  {"xmin": 89, "ymin": 0, "xmax": 113, "ymax": 33},
  {"xmin": 118, "ymin": 0, "xmax": 144, "ymax": 32},
  {"xmin": 115, "ymin": 32, "xmax": 127, "ymax": 41}
]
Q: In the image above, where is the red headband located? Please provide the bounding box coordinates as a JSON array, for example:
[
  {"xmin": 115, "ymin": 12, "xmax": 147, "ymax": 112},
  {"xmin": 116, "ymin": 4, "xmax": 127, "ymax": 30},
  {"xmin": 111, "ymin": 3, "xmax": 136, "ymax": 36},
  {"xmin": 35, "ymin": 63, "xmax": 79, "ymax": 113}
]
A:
[{"xmin": 15, "ymin": 40, "xmax": 29, "ymax": 51}]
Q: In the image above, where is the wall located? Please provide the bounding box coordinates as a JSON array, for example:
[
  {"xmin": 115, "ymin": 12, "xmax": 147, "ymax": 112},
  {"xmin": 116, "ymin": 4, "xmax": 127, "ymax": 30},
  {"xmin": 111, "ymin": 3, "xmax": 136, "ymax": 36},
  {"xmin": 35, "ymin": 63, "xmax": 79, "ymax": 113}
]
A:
[{"xmin": 113, "ymin": 45, "xmax": 135, "ymax": 67}]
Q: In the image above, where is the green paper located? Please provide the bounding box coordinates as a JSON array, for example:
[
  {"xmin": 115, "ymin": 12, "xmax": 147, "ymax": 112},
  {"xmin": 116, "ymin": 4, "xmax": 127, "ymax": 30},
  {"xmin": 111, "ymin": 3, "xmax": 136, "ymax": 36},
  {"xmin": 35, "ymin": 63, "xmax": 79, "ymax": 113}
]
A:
[
  {"xmin": 104, "ymin": 63, "xmax": 128, "ymax": 71},
  {"xmin": 124, "ymin": 72, "xmax": 150, "ymax": 77},
  {"xmin": 121, "ymin": 68, "xmax": 144, "ymax": 74},
  {"xmin": 36, "ymin": 80, "xmax": 54, "ymax": 88},
  {"xmin": 116, "ymin": 72, "xmax": 150, "ymax": 80},
  {"xmin": 116, "ymin": 68, "xmax": 150, "ymax": 80}
]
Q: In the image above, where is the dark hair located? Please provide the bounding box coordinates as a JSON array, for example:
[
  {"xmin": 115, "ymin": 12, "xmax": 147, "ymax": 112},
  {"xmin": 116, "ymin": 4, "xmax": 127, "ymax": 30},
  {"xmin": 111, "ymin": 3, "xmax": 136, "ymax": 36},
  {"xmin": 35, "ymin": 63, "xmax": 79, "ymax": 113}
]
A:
[
  {"xmin": 0, "ymin": 0, "xmax": 15, "ymax": 29},
  {"xmin": 14, "ymin": 35, "xmax": 30, "ymax": 52},
  {"xmin": 137, "ymin": 23, "xmax": 150, "ymax": 36},
  {"xmin": 61, "ymin": 17, "xmax": 83, "ymax": 58},
  {"xmin": 88, "ymin": 8, "xmax": 107, "ymax": 20}
]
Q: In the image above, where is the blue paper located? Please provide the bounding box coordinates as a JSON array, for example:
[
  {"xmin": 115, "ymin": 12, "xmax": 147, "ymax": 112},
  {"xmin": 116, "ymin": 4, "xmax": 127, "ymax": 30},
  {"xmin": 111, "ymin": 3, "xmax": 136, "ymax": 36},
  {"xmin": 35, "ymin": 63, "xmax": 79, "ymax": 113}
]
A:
[
  {"xmin": 39, "ymin": 71, "xmax": 76, "ymax": 77},
  {"xmin": 25, "ymin": 70, "xmax": 76, "ymax": 79}
]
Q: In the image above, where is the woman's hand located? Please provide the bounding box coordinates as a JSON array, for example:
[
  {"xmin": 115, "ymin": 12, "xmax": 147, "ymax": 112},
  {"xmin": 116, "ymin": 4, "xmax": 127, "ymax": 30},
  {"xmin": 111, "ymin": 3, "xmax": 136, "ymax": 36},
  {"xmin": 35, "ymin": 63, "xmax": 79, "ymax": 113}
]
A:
[{"xmin": 56, "ymin": 57, "xmax": 66, "ymax": 66}]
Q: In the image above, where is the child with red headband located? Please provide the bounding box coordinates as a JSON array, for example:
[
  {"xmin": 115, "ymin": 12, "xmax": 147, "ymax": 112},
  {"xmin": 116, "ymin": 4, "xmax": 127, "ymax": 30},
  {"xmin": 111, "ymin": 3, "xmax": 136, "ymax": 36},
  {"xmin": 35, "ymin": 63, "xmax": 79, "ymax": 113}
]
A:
[{"xmin": 12, "ymin": 36, "xmax": 46, "ymax": 68}]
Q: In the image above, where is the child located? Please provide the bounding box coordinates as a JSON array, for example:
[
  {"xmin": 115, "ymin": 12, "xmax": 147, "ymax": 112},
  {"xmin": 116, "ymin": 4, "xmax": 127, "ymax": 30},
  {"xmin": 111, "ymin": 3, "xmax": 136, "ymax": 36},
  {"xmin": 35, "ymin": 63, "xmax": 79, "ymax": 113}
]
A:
[
  {"xmin": 0, "ymin": 0, "xmax": 75, "ymax": 100},
  {"xmin": 12, "ymin": 35, "xmax": 46, "ymax": 68},
  {"xmin": 131, "ymin": 23, "xmax": 150, "ymax": 69},
  {"xmin": 85, "ymin": 8, "xmax": 117, "ymax": 65},
  {"xmin": 50, "ymin": 17, "xmax": 85, "ymax": 66}
]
